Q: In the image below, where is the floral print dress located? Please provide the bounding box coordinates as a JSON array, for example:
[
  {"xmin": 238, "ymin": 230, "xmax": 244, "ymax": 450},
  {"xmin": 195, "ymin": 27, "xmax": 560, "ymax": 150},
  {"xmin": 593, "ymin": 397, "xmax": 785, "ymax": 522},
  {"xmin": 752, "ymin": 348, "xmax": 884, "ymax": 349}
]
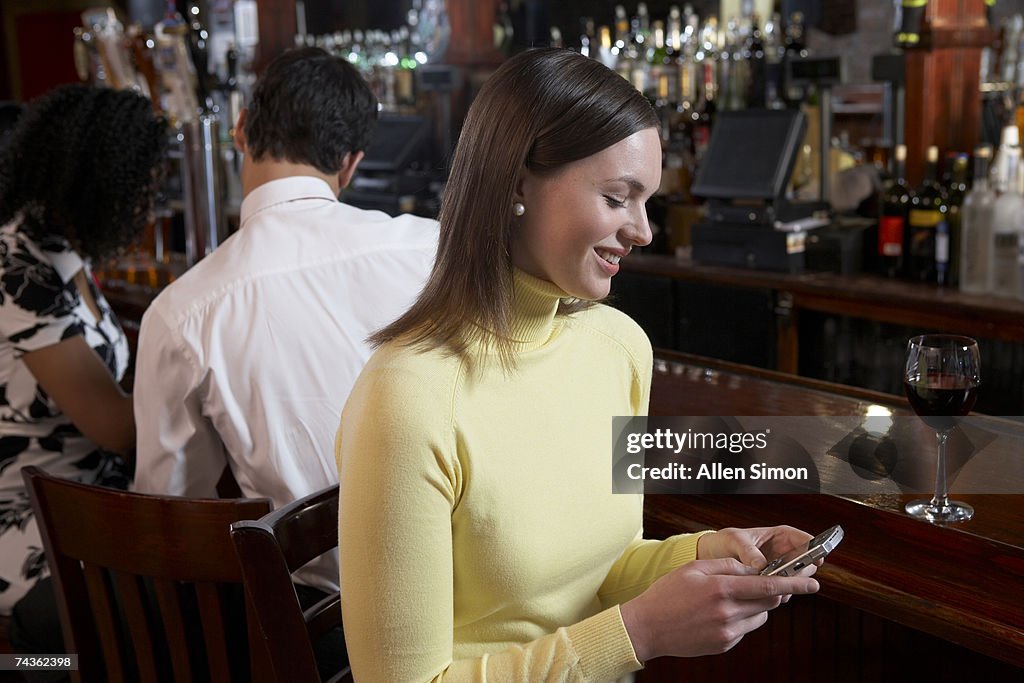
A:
[{"xmin": 0, "ymin": 219, "xmax": 130, "ymax": 614}]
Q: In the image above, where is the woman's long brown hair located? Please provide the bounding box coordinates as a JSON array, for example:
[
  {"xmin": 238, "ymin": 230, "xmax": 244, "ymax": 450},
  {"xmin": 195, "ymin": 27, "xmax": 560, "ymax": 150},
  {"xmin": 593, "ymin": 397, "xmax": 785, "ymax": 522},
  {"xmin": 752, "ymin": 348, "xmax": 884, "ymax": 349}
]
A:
[{"xmin": 369, "ymin": 48, "xmax": 659, "ymax": 370}]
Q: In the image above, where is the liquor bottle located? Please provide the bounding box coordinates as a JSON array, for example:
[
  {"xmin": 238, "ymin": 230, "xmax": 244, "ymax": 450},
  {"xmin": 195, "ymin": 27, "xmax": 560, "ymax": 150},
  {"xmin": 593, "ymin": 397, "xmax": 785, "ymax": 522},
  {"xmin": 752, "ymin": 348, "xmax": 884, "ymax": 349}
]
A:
[
  {"xmin": 597, "ymin": 26, "xmax": 616, "ymax": 70},
  {"xmin": 613, "ymin": 5, "xmax": 635, "ymax": 84},
  {"xmin": 633, "ymin": 2, "xmax": 652, "ymax": 51},
  {"xmin": 959, "ymin": 144, "xmax": 995, "ymax": 294},
  {"xmin": 665, "ymin": 6, "xmax": 683, "ymax": 106},
  {"xmin": 647, "ymin": 21, "xmax": 670, "ymax": 105},
  {"xmin": 989, "ymin": 144, "xmax": 1024, "ymax": 297},
  {"xmin": 691, "ymin": 18, "xmax": 718, "ymax": 163},
  {"xmin": 782, "ymin": 11, "xmax": 808, "ymax": 106},
  {"xmin": 579, "ymin": 17, "xmax": 596, "ymax": 58},
  {"xmin": 728, "ymin": 16, "xmax": 751, "ymax": 111},
  {"xmin": 675, "ymin": 9, "xmax": 699, "ymax": 118},
  {"xmin": 763, "ymin": 12, "xmax": 784, "ymax": 107},
  {"xmin": 906, "ymin": 146, "xmax": 948, "ymax": 282},
  {"xmin": 746, "ymin": 14, "xmax": 767, "ymax": 108},
  {"xmin": 938, "ymin": 154, "xmax": 969, "ymax": 286},
  {"xmin": 495, "ymin": 2, "xmax": 515, "ymax": 56},
  {"xmin": 717, "ymin": 17, "xmax": 735, "ymax": 111},
  {"xmin": 878, "ymin": 144, "xmax": 911, "ymax": 278},
  {"xmin": 989, "ymin": 124, "xmax": 1019, "ymax": 197}
]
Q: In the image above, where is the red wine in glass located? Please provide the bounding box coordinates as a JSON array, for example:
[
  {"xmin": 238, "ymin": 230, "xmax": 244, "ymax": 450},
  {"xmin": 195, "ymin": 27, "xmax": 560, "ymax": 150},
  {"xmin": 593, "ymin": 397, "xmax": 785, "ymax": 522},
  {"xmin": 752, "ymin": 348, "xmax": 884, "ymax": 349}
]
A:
[
  {"xmin": 904, "ymin": 373, "xmax": 979, "ymax": 432},
  {"xmin": 903, "ymin": 335, "xmax": 981, "ymax": 524}
]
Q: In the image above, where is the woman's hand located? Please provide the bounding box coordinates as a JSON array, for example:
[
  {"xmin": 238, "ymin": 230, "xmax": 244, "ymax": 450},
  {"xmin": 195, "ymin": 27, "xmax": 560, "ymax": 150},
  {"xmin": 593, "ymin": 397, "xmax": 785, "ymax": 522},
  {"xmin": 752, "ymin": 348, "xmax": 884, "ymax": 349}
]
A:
[
  {"xmin": 620, "ymin": 557, "xmax": 819, "ymax": 662},
  {"xmin": 697, "ymin": 525, "xmax": 814, "ymax": 573}
]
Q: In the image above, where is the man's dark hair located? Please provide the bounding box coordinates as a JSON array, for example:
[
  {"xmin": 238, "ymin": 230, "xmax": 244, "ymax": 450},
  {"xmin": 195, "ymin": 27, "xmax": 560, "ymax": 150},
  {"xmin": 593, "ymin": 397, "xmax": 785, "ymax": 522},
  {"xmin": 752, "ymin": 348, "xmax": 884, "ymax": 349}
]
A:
[
  {"xmin": 243, "ymin": 47, "xmax": 378, "ymax": 174},
  {"xmin": 0, "ymin": 85, "xmax": 167, "ymax": 261}
]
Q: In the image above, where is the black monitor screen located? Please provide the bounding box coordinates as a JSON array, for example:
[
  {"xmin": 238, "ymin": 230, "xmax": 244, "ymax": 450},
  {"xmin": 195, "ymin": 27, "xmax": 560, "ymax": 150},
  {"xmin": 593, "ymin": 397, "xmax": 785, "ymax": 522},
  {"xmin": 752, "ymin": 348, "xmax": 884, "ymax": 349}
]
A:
[
  {"xmin": 690, "ymin": 109, "xmax": 807, "ymax": 201},
  {"xmin": 359, "ymin": 115, "xmax": 428, "ymax": 173}
]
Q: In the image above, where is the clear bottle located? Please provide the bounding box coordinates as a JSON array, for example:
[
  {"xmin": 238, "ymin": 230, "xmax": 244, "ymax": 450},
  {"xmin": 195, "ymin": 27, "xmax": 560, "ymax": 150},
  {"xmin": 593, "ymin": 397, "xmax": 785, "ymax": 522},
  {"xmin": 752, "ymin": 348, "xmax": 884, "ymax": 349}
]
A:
[
  {"xmin": 989, "ymin": 145, "xmax": 1024, "ymax": 297},
  {"xmin": 614, "ymin": 5, "xmax": 636, "ymax": 84},
  {"xmin": 878, "ymin": 144, "xmax": 911, "ymax": 278},
  {"xmin": 906, "ymin": 145, "xmax": 948, "ymax": 282},
  {"xmin": 597, "ymin": 25, "xmax": 617, "ymax": 70},
  {"xmin": 959, "ymin": 144, "xmax": 995, "ymax": 294},
  {"xmin": 989, "ymin": 124, "xmax": 1019, "ymax": 197}
]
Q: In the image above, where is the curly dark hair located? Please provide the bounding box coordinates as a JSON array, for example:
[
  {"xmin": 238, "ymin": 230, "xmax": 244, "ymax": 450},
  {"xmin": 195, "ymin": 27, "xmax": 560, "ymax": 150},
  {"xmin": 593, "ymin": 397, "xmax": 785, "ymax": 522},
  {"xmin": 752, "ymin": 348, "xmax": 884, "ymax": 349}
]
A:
[
  {"xmin": 0, "ymin": 84, "xmax": 168, "ymax": 261},
  {"xmin": 243, "ymin": 47, "xmax": 378, "ymax": 174}
]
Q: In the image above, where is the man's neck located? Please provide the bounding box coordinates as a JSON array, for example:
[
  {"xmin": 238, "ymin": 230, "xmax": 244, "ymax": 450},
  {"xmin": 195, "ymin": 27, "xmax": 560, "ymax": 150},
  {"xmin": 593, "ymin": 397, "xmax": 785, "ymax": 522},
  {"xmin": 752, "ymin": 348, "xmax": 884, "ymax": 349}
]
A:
[{"xmin": 241, "ymin": 159, "xmax": 340, "ymax": 199}]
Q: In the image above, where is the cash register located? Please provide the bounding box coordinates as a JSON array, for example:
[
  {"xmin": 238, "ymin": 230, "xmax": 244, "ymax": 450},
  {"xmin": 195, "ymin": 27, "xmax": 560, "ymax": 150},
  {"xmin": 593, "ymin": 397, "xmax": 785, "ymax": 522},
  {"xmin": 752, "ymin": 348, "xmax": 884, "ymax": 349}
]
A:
[{"xmin": 690, "ymin": 108, "xmax": 830, "ymax": 273}]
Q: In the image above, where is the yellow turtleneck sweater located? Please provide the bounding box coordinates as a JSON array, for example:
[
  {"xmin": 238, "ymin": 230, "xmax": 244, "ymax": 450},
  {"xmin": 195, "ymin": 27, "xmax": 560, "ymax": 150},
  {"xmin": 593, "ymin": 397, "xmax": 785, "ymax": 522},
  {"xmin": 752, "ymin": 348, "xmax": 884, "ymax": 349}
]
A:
[{"xmin": 336, "ymin": 270, "xmax": 705, "ymax": 682}]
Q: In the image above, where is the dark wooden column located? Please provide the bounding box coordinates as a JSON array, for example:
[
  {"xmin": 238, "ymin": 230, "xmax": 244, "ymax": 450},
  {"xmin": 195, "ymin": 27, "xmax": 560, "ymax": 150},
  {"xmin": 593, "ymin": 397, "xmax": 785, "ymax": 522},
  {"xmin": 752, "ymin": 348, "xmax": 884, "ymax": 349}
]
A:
[
  {"xmin": 444, "ymin": 0, "xmax": 503, "ymax": 67},
  {"xmin": 903, "ymin": 0, "xmax": 993, "ymax": 185},
  {"xmin": 255, "ymin": 0, "xmax": 297, "ymax": 72}
]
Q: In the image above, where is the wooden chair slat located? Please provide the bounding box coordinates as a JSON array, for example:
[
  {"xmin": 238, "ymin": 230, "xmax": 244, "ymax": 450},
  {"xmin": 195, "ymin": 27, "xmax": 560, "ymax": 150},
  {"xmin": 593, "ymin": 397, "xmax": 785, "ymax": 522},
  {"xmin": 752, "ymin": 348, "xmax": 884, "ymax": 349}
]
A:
[
  {"xmin": 152, "ymin": 578, "xmax": 194, "ymax": 683},
  {"xmin": 82, "ymin": 564, "xmax": 126, "ymax": 683},
  {"xmin": 109, "ymin": 569, "xmax": 160, "ymax": 683},
  {"xmin": 195, "ymin": 582, "xmax": 234, "ymax": 682}
]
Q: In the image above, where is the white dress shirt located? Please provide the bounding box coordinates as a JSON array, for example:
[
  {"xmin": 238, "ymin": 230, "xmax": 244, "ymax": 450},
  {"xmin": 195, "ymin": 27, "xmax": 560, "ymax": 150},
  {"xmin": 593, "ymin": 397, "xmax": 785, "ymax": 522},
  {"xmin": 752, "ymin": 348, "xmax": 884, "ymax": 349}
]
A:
[{"xmin": 133, "ymin": 176, "xmax": 438, "ymax": 591}]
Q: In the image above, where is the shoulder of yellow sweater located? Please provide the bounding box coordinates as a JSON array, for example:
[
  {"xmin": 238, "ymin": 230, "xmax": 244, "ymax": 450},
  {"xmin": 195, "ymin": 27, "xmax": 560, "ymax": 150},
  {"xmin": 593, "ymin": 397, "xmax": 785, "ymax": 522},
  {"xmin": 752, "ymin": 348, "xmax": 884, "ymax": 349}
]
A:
[
  {"xmin": 567, "ymin": 303, "xmax": 653, "ymax": 370},
  {"xmin": 352, "ymin": 340, "xmax": 465, "ymax": 420}
]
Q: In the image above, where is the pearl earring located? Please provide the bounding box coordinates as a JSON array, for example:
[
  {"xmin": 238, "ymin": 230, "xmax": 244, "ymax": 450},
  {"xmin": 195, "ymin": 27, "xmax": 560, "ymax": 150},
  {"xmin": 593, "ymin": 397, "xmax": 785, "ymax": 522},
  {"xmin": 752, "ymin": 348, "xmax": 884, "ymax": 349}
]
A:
[{"xmin": 513, "ymin": 202, "xmax": 526, "ymax": 217}]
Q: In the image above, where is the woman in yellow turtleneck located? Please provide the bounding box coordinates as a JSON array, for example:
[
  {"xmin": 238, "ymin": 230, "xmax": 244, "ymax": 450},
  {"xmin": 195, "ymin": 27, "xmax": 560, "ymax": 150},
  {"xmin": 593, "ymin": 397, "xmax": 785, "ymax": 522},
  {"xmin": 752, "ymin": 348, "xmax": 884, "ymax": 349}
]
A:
[{"xmin": 336, "ymin": 48, "xmax": 819, "ymax": 683}]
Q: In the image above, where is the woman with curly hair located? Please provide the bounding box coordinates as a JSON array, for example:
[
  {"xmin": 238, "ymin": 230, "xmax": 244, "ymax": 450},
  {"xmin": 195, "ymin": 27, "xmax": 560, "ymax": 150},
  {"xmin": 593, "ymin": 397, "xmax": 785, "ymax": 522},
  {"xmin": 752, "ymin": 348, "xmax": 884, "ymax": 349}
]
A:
[{"xmin": 0, "ymin": 84, "xmax": 165, "ymax": 629}]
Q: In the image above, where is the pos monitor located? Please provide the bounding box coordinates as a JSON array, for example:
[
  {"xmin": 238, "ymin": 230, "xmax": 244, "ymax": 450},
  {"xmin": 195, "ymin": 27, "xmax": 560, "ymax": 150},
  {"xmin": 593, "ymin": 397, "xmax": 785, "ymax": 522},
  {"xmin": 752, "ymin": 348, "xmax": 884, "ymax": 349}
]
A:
[{"xmin": 690, "ymin": 108, "xmax": 807, "ymax": 203}]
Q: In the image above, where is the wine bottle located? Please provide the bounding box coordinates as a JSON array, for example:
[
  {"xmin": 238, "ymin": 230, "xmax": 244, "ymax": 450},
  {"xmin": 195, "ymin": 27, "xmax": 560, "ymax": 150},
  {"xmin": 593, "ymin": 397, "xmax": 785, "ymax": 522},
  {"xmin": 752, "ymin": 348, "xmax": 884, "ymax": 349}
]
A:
[
  {"xmin": 691, "ymin": 24, "xmax": 718, "ymax": 163},
  {"xmin": 959, "ymin": 144, "xmax": 995, "ymax": 294},
  {"xmin": 989, "ymin": 144, "xmax": 1024, "ymax": 297},
  {"xmin": 906, "ymin": 145, "xmax": 948, "ymax": 282},
  {"xmin": 647, "ymin": 21, "xmax": 670, "ymax": 104},
  {"xmin": 746, "ymin": 15, "xmax": 767, "ymax": 108},
  {"xmin": 879, "ymin": 144, "xmax": 911, "ymax": 278},
  {"xmin": 938, "ymin": 153, "xmax": 969, "ymax": 287}
]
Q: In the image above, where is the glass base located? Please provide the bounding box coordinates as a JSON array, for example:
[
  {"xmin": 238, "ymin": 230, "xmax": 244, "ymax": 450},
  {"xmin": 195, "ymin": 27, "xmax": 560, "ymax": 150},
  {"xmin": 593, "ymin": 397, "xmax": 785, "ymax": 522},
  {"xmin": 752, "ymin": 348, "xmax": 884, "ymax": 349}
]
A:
[{"xmin": 905, "ymin": 499, "xmax": 974, "ymax": 523}]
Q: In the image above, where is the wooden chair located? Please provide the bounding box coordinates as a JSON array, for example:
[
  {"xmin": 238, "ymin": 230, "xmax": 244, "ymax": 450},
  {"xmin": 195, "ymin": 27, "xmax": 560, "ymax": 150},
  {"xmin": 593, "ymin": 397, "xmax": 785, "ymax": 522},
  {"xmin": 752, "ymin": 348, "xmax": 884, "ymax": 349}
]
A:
[
  {"xmin": 230, "ymin": 484, "xmax": 350, "ymax": 683},
  {"xmin": 21, "ymin": 466, "xmax": 272, "ymax": 683}
]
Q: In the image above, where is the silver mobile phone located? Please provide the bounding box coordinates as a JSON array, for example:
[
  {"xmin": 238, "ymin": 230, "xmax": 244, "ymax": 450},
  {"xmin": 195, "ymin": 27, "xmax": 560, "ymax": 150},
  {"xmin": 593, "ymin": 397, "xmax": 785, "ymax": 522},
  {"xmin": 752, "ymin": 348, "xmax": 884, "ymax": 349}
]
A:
[{"xmin": 759, "ymin": 525, "xmax": 844, "ymax": 577}]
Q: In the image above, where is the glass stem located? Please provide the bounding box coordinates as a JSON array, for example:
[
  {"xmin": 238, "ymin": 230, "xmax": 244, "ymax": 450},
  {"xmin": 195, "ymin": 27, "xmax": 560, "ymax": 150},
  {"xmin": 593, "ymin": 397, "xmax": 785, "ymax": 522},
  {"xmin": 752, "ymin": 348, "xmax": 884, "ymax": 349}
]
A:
[{"xmin": 930, "ymin": 430, "xmax": 950, "ymax": 511}]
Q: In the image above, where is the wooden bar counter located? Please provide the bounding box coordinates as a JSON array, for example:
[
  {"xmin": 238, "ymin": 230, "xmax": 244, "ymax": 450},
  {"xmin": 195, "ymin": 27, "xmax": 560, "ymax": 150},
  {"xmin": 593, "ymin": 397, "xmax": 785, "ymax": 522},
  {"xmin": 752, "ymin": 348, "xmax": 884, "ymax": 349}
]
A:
[
  {"xmin": 621, "ymin": 253, "xmax": 1024, "ymax": 375},
  {"xmin": 640, "ymin": 351, "xmax": 1024, "ymax": 681}
]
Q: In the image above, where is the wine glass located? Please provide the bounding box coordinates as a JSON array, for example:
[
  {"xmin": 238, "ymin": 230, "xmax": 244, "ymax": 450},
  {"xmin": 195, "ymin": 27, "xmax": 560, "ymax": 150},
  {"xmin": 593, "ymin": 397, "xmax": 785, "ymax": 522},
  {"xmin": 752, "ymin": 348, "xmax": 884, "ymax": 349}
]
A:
[{"xmin": 903, "ymin": 335, "xmax": 981, "ymax": 523}]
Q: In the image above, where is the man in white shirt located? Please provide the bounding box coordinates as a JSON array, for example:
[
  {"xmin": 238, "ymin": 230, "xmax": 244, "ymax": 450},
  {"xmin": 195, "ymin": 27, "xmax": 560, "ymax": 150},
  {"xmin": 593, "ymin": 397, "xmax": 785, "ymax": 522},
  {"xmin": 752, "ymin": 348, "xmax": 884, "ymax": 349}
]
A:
[{"xmin": 132, "ymin": 48, "xmax": 437, "ymax": 674}]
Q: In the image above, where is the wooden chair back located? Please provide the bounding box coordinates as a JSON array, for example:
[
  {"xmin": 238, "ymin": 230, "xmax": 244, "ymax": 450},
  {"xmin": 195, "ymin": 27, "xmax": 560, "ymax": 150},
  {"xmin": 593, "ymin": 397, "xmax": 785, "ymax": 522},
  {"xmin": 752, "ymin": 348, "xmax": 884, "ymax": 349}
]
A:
[
  {"xmin": 21, "ymin": 466, "xmax": 272, "ymax": 683},
  {"xmin": 230, "ymin": 484, "xmax": 348, "ymax": 683}
]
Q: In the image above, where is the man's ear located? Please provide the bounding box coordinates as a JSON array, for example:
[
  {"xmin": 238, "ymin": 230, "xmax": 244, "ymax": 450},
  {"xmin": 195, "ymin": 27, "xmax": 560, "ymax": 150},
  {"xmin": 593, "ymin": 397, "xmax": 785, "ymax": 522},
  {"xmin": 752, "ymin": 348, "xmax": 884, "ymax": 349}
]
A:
[
  {"xmin": 233, "ymin": 109, "xmax": 248, "ymax": 154},
  {"xmin": 337, "ymin": 150, "xmax": 365, "ymax": 190}
]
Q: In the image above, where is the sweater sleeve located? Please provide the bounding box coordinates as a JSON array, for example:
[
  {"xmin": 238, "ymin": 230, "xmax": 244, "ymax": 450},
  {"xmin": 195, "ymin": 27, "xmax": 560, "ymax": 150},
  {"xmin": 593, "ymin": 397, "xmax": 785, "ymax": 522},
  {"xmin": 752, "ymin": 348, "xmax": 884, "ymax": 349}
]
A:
[
  {"xmin": 597, "ymin": 530, "xmax": 714, "ymax": 606},
  {"xmin": 598, "ymin": 310, "xmax": 715, "ymax": 606},
  {"xmin": 337, "ymin": 359, "xmax": 643, "ymax": 683}
]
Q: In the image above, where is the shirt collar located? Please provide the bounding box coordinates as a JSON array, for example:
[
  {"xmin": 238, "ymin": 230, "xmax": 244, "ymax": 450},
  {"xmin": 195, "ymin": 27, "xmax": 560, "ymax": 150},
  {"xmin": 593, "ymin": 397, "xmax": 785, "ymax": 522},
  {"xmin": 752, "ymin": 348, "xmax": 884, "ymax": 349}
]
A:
[{"xmin": 239, "ymin": 176, "xmax": 338, "ymax": 229}]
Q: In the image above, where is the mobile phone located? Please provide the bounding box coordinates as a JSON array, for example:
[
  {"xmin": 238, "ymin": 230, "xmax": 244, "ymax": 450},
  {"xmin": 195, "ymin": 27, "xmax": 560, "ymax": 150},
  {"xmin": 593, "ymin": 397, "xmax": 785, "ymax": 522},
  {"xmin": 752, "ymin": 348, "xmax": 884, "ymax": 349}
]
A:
[{"xmin": 759, "ymin": 525, "xmax": 844, "ymax": 577}]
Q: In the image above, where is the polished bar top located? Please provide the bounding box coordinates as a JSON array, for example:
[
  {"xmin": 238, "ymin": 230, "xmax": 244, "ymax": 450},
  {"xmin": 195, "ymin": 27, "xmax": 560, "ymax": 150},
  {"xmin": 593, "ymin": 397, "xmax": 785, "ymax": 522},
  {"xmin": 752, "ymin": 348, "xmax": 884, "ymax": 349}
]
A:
[{"xmin": 645, "ymin": 351, "xmax": 1024, "ymax": 666}]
